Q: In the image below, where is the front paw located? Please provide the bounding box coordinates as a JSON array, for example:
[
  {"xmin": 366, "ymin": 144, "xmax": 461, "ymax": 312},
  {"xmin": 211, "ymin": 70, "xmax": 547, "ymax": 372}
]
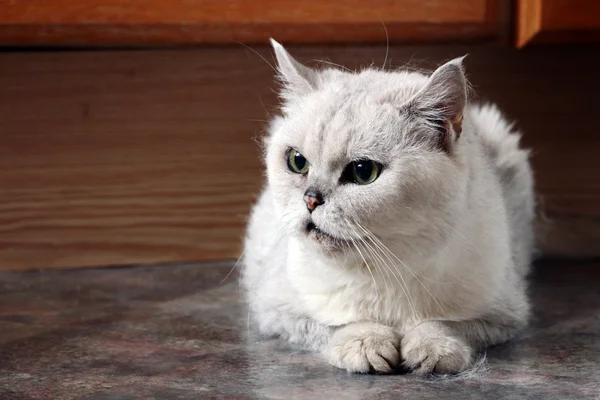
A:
[
  {"xmin": 401, "ymin": 321, "xmax": 472, "ymax": 374},
  {"xmin": 327, "ymin": 322, "xmax": 400, "ymax": 373}
]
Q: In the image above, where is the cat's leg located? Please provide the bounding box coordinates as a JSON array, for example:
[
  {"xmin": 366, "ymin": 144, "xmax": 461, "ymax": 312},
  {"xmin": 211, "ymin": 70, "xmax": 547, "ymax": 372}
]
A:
[
  {"xmin": 256, "ymin": 305, "xmax": 400, "ymax": 373},
  {"xmin": 253, "ymin": 306, "xmax": 335, "ymax": 352},
  {"xmin": 326, "ymin": 321, "xmax": 401, "ymax": 373},
  {"xmin": 401, "ymin": 317, "xmax": 526, "ymax": 374}
]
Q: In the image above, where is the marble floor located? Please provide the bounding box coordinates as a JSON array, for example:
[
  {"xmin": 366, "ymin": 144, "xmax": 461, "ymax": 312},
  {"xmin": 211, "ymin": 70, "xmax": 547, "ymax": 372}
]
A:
[{"xmin": 0, "ymin": 260, "xmax": 599, "ymax": 399}]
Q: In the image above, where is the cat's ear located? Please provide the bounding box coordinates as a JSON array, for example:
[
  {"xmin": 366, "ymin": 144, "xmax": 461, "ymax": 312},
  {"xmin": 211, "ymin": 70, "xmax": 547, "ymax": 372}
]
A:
[
  {"xmin": 411, "ymin": 56, "xmax": 468, "ymax": 145},
  {"xmin": 270, "ymin": 39, "xmax": 318, "ymax": 98}
]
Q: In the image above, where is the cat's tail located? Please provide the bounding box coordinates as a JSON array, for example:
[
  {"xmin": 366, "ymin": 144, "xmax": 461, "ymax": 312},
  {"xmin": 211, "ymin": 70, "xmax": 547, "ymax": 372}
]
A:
[{"xmin": 535, "ymin": 210, "xmax": 600, "ymax": 259}]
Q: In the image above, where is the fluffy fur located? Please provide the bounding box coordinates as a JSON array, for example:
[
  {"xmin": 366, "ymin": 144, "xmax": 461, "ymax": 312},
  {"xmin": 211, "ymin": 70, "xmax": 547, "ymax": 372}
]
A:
[{"xmin": 242, "ymin": 40, "xmax": 534, "ymax": 374}]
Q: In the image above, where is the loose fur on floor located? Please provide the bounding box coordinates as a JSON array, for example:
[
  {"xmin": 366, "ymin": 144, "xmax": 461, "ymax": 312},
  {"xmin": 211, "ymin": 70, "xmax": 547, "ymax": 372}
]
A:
[{"xmin": 242, "ymin": 40, "xmax": 535, "ymax": 374}]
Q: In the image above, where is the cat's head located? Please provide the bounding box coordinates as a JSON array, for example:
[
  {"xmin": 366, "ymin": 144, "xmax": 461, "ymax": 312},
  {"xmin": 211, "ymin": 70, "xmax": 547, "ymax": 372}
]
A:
[{"xmin": 264, "ymin": 40, "xmax": 469, "ymax": 258}]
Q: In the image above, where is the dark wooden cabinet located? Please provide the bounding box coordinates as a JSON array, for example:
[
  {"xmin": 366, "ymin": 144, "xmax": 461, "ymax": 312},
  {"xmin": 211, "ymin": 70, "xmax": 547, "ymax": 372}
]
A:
[
  {"xmin": 0, "ymin": 0, "xmax": 501, "ymax": 46},
  {"xmin": 517, "ymin": 0, "xmax": 600, "ymax": 47},
  {"xmin": 2, "ymin": 1, "xmax": 600, "ymax": 47}
]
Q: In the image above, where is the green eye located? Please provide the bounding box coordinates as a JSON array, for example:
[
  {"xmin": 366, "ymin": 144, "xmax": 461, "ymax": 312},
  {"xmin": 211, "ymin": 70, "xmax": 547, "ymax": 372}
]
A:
[
  {"xmin": 350, "ymin": 160, "xmax": 381, "ymax": 184},
  {"xmin": 287, "ymin": 150, "xmax": 309, "ymax": 174}
]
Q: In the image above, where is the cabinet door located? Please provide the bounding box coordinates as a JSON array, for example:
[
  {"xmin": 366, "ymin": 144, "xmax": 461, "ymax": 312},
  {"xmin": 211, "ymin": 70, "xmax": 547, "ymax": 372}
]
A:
[
  {"xmin": 517, "ymin": 0, "xmax": 600, "ymax": 48},
  {"xmin": 0, "ymin": 0, "xmax": 500, "ymax": 46}
]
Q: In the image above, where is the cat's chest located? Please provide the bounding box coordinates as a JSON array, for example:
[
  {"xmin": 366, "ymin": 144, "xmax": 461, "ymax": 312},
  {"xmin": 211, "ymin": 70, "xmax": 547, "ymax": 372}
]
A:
[{"xmin": 286, "ymin": 239, "xmax": 404, "ymax": 326}]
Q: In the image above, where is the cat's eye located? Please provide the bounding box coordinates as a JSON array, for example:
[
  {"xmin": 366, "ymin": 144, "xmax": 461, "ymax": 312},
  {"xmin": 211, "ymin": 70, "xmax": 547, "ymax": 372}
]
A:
[
  {"xmin": 287, "ymin": 150, "xmax": 309, "ymax": 174},
  {"xmin": 346, "ymin": 160, "xmax": 381, "ymax": 185}
]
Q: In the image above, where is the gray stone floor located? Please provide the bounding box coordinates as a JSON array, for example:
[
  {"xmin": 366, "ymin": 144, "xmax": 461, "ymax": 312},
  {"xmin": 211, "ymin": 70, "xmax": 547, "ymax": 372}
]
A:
[{"xmin": 0, "ymin": 260, "xmax": 599, "ymax": 399}]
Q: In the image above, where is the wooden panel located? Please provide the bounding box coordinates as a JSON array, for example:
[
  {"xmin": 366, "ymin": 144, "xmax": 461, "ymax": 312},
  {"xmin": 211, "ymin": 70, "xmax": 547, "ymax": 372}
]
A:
[
  {"xmin": 516, "ymin": 0, "xmax": 600, "ymax": 48},
  {"xmin": 0, "ymin": 50, "xmax": 264, "ymax": 270},
  {"xmin": 0, "ymin": 0, "xmax": 499, "ymax": 46},
  {"xmin": 1, "ymin": 44, "xmax": 600, "ymax": 271}
]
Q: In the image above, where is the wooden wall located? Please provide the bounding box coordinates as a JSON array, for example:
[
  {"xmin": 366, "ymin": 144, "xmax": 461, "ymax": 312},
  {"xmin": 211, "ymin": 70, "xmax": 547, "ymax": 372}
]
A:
[{"xmin": 1, "ymin": 44, "xmax": 600, "ymax": 270}]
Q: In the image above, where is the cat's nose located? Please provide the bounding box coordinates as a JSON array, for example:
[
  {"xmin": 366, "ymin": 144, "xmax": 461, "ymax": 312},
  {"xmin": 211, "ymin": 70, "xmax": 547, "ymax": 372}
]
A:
[{"xmin": 303, "ymin": 188, "xmax": 324, "ymax": 212}]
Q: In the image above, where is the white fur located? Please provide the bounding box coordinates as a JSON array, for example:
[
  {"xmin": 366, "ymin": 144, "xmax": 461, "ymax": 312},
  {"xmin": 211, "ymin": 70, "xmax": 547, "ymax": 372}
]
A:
[{"xmin": 242, "ymin": 41, "xmax": 533, "ymax": 374}]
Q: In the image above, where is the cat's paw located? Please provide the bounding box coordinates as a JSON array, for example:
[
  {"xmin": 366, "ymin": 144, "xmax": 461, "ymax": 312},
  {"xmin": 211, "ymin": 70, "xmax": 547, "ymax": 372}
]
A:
[
  {"xmin": 327, "ymin": 322, "xmax": 400, "ymax": 373},
  {"xmin": 401, "ymin": 321, "xmax": 472, "ymax": 374},
  {"xmin": 401, "ymin": 321, "xmax": 473, "ymax": 375}
]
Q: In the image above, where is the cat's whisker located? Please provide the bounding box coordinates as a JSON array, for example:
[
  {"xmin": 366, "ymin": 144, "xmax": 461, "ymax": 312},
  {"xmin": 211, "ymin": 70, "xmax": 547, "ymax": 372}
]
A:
[
  {"xmin": 237, "ymin": 41, "xmax": 277, "ymax": 73},
  {"xmin": 354, "ymin": 224, "xmax": 420, "ymax": 319},
  {"xmin": 363, "ymin": 236, "xmax": 415, "ymax": 319},
  {"xmin": 362, "ymin": 226, "xmax": 455, "ymax": 285},
  {"xmin": 247, "ymin": 306, "xmax": 252, "ymax": 340},
  {"xmin": 368, "ymin": 239, "xmax": 418, "ymax": 318},
  {"xmin": 380, "ymin": 19, "xmax": 389, "ymax": 70},
  {"xmin": 363, "ymin": 240, "xmax": 394, "ymax": 299},
  {"xmin": 352, "ymin": 240, "xmax": 388, "ymax": 325},
  {"xmin": 315, "ymin": 59, "xmax": 353, "ymax": 72},
  {"xmin": 258, "ymin": 95, "xmax": 272, "ymax": 117},
  {"xmin": 438, "ymin": 219, "xmax": 484, "ymax": 257},
  {"xmin": 397, "ymin": 214, "xmax": 482, "ymax": 286},
  {"xmin": 399, "ymin": 195, "xmax": 484, "ymax": 262},
  {"xmin": 347, "ymin": 224, "xmax": 381, "ymax": 298},
  {"xmin": 355, "ymin": 241, "xmax": 380, "ymax": 297},
  {"xmin": 355, "ymin": 221, "xmax": 445, "ymax": 315},
  {"xmin": 347, "ymin": 221, "xmax": 392, "ymax": 296},
  {"xmin": 345, "ymin": 218, "xmax": 418, "ymax": 320},
  {"xmin": 221, "ymin": 249, "xmax": 246, "ymax": 284}
]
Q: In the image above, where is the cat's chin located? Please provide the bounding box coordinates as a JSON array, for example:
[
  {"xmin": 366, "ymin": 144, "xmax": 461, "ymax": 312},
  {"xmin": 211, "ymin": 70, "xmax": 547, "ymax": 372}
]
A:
[{"xmin": 304, "ymin": 221, "xmax": 353, "ymax": 253}]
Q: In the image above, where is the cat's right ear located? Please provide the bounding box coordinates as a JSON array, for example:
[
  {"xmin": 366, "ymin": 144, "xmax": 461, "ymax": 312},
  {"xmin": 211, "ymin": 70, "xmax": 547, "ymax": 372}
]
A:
[
  {"xmin": 408, "ymin": 56, "xmax": 468, "ymax": 149},
  {"xmin": 270, "ymin": 39, "xmax": 318, "ymax": 99}
]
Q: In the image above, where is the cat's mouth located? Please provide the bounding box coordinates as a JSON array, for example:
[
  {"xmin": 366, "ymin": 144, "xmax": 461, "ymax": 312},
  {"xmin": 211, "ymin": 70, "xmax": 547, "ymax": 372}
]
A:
[{"xmin": 305, "ymin": 221, "xmax": 351, "ymax": 249}]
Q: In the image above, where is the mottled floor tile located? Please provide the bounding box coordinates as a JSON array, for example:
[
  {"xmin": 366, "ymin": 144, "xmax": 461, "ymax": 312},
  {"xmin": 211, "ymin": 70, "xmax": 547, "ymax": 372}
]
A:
[{"xmin": 0, "ymin": 260, "xmax": 599, "ymax": 399}]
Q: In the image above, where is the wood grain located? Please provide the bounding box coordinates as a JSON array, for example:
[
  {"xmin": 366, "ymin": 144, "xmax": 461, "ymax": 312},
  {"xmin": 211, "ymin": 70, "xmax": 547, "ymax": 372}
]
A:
[
  {"xmin": 1, "ymin": 44, "xmax": 600, "ymax": 270},
  {"xmin": 0, "ymin": 0, "xmax": 499, "ymax": 46},
  {"xmin": 516, "ymin": 0, "xmax": 600, "ymax": 48}
]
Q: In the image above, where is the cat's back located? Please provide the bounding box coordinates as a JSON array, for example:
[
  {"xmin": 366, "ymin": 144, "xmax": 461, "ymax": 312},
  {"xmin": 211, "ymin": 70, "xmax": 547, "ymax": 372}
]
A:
[{"xmin": 468, "ymin": 103, "xmax": 535, "ymax": 273}]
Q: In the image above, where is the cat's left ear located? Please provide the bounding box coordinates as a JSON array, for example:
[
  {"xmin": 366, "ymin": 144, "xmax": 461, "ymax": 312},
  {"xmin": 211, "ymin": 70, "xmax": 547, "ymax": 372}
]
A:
[
  {"xmin": 270, "ymin": 39, "xmax": 318, "ymax": 99},
  {"xmin": 411, "ymin": 56, "xmax": 468, "ymax": 143}
]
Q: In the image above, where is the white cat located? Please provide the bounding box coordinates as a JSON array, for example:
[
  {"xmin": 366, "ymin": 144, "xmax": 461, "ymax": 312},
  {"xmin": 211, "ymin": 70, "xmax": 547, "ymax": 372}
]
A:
[{"xmin": 242, "ymin": 40, "xmax": 535, "ymax": 374}]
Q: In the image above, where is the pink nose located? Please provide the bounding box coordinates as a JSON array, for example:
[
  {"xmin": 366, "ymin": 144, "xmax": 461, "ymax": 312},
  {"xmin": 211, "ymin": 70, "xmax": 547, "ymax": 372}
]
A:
[
  {"xmin": 303, "ymin": 188, "xmax": 324, "ymax": 212},
  {"xmin": 304, "ymin": 195, "xmax": 322, "ymax": 211}
]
